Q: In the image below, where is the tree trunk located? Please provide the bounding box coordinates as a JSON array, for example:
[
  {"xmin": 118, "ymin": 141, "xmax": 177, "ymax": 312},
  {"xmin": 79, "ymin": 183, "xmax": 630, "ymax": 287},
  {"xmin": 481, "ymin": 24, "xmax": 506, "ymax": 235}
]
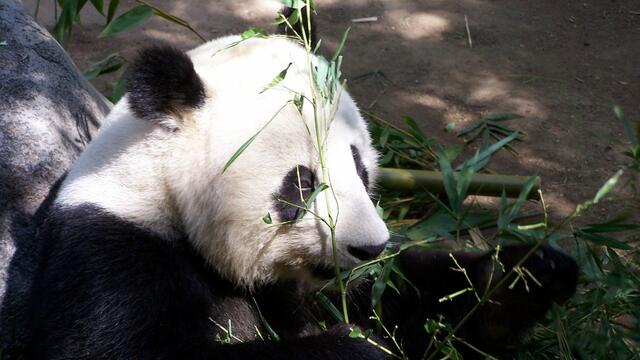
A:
[{"xmin": 0, "ymin": 0, "xmax": 110, "ymax": 352}]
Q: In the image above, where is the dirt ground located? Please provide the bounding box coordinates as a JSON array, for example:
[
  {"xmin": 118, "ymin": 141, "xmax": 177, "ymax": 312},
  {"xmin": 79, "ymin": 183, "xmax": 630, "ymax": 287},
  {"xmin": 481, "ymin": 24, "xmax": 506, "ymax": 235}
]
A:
[{"xmin": 22, "ymin": 0, "xmax": 640, "ymax": 218}]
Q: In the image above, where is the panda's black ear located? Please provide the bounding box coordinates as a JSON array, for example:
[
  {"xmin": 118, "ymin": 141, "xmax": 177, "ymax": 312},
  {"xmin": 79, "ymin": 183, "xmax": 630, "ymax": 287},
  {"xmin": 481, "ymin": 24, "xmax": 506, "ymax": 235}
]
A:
[
  {"xmin": 126, "ymin": 45, "xmax": 205, "ymax": 130},
  {"xmin": 277, "ymin": 6, "xmax": 317, "ymax": 48}
]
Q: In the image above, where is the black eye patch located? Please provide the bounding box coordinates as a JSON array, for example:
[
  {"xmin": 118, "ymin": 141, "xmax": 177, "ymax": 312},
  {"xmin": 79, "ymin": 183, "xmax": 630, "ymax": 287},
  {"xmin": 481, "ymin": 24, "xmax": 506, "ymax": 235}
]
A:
[
  {"xmin": 351, "ymin": 145, "xmax": 369, "ymax": 190},
  {"xmin": 273, "ymin": 165, "xmax": 316, "ymax": 222}
]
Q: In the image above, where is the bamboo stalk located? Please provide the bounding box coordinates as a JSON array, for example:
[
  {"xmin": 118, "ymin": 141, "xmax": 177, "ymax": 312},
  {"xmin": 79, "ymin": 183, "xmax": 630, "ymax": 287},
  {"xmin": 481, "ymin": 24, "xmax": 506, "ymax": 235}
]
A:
[{"xmin": 379, "ymin": 168, "xmax": 540, "ymax": 199}]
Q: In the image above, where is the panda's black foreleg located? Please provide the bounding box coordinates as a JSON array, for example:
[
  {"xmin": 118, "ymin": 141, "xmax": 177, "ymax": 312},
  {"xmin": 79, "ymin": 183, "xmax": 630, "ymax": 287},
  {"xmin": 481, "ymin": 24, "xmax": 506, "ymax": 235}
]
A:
[
  {"xmin": 214, "ymin": 325, "xmax": 389, "ymax": 360},
  {"xmin": 349, "ymin": 244, "xmax": 578, "ymax": 359}
]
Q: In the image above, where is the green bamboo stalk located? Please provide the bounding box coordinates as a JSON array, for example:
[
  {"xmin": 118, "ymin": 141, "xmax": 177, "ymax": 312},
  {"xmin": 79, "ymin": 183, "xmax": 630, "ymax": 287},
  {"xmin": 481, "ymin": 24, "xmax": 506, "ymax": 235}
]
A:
[{"xmin": 379, "ymin": 168, "xmax": 540, "ymax": 199}]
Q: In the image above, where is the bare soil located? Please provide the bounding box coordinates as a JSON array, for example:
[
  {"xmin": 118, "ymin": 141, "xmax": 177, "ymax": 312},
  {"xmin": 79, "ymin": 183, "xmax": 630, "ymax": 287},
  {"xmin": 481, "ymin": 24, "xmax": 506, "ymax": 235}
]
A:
[{"xmin": 22, "ymin": 0, "xmax": 640, "ymax": 218}]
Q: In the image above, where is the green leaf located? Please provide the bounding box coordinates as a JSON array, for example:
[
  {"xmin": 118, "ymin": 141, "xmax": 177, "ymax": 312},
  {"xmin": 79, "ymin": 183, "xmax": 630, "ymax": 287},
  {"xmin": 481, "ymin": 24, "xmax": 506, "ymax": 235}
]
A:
[
  {"xmin": 297, "ymin": 183, "xmax": 329, "ymax": 219},
  {"xmin": 108, "ymin": 75, "xmax": 126, "ymax": 103},
  {"xmin": 582, "ymin": 217, "xmax": 640, "ymax": 233},
  {"xmin": 407, "ymin": 210, "xmax": 494, "ymax": 241},
  {"xmin": 106, "ymin": 0, "xmax": 119, "ymax": 23},
  {"xmin": 506, "ymin": 175, "xmax": 540, "ymax": 222},
  {"xmin": 53, "ymin": 0, "xmax": 81, "ymax": 44},
  {"xmin": 613, "ymin": 105, "xmax": 638, "ymax": 147},
  {"xmin": 223, "ymin": 133, "xmax": 261, "ymax": 173},
  {"xmin": 223, "ymin": 102, "xmax": 289, "ymax": 172},
  {"xmin": 262, "ymin": 213, "xmax": 272, "ymax": 224},
  {"xmin": 371, "ymin": 259, "xmax": 393, "ymax": 309},
  {"xmin": 99, "ymin": 5, "xmax": 153, "ymax": 38},
  {"xmin": 577, "ymin": 231, "xmax": 632, "ymax": 250},
  {"xmin": 456, "ymin": 165, "xmax": 474, "ymax": 207},
  {"xmin": 484, "ymin": 112, "xmax": 525, "ymax": 122},
  {"xmin": 402, "ymin": 116, "xmax": 425, "ymax": 141},
  {"xmin": 90, "ymin": 0, "xmax": 104, "ymax": 15},
  {"xmin": 391, "ymin": 262, "xmax": 420, "ymax": 297},
  {"xmin": 278, "ymin": 0, "xmax": 303, "ymax": 8},
  {"xmin": 593, "ymin": 170, "xmax": 622, "ymax": 203},
  {"xmin": 315, "ymin": 292, "xmax": 344, "ymax": 322},
  {"xmin": 305, "ymin": 183, "xmax": 329, "ymax": 208},
  {"xmin": 260, "ymin": 63, "xmax": 292, "ymax": 94},
  {"xmin": 82, "ymin": 52, "xmax": 123, "ymax": 80},
  {"xmin": 456, "ymin": 120, "xmax": 484, "ymax": 137},
  {"xmin": 331, "ymin": 27, "xmax": 350, "ymax": 62},
  {"xmin": 348, "ymin": 326, "xmax": 364, "ymax": 338},
  {"xmin": 443, "ymin": 143, "xmax": 464, "ymax": 162},
  {"xmin": 293, "ymin": 94, "xmax": 304, "ymax": 112},
  {"xmin": 438, "ymin": 154, "xmax": 459, "ymax": 212},
  {"xmin": 252, "ymin": 298, "xmax": 280, "ymax": 341},
  {"xmin": 314, "ymin": 55, "xmax": 330, "ymax": 92},
  {"xmin": 241, "ymin": 27, "xmax": 269, "ymax": 40},
  {"xmin": 456, "ymin": 131, "xmax": 519, "ymax": 171}
]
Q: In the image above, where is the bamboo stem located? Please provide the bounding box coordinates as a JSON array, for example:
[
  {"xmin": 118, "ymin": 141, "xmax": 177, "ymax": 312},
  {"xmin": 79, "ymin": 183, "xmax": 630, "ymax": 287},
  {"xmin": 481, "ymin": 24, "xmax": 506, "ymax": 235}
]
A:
[{"xmin": 379, "ymin": 168, "xmax": 540, "ymax": 199}]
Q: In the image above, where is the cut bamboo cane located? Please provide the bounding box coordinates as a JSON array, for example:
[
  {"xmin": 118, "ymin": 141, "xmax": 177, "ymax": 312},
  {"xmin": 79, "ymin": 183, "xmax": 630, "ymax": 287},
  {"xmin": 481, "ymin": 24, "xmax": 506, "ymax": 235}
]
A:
[{"xmin": 379, "ymin": 168, "xmax": 540, "ymax": 199}]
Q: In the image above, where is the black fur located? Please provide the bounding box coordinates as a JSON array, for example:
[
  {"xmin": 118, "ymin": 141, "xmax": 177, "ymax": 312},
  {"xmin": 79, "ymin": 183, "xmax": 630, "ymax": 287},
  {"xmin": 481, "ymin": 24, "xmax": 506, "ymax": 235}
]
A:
[
  {"xmin": 126, "ymin": 46, "xmax": 205, "ymax": 128},
  {"xmin": 277, "ymin": 6, "xmax": 317, "ymax": 48},
  {"xmin": 273, "ymin": 165, "xmax": 316, "ymax": 222},
  {"xmin": 29, "ymin": 204, "xmax": 387, "ymax": 359},
  {"xmin": 350, "ymin": 145, "xmax": 369, "ymax": 190},
  {"xmin": 30, "ymin": 204, "xmax": 578, "ymax": 359}
]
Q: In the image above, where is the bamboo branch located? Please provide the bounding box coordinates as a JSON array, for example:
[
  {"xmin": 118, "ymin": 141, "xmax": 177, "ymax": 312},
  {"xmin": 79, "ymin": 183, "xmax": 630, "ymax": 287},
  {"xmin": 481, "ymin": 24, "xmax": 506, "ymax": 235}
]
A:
[{"xmin": 379, "ymin": 168, "xmax": 540, "ymax": 199}]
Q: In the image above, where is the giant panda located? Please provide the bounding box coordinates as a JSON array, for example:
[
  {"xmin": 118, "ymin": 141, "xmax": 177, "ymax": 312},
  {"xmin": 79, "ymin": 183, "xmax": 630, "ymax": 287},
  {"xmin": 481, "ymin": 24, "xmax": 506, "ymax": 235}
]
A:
[{"xmin": 29, "ymin": 15, "xmax": 578, "ymax": 360}]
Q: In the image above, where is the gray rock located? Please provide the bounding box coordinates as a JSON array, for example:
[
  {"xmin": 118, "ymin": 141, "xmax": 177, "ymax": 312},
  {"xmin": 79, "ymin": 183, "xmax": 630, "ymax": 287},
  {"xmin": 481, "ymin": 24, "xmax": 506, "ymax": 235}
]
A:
[{"xmin": 0, "ymin": 0, "xmax": 110, "ymax": 352}]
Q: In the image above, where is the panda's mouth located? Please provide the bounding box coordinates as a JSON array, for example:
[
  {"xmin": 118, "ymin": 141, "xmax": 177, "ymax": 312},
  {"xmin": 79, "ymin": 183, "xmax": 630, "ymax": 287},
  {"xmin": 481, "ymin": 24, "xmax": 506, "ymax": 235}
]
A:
[{"xmin": 310, "ymin": 264, "xmax": 349, "ymax": 280}]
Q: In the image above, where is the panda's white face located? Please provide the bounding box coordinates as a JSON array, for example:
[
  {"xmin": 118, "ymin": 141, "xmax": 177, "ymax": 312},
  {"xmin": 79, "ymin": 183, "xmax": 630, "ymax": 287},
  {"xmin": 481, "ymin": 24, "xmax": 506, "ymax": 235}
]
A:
[{"xmin": 57, "ymin": 36, "xmax": 389, "ymax": 288}]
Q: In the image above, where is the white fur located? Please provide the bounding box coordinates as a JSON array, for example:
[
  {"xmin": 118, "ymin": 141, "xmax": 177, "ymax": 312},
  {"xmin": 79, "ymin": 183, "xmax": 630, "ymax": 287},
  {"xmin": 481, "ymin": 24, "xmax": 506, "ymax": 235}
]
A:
[{"xmin": 57, "ymin": 36, "xmax": 389, "ymax": 287}]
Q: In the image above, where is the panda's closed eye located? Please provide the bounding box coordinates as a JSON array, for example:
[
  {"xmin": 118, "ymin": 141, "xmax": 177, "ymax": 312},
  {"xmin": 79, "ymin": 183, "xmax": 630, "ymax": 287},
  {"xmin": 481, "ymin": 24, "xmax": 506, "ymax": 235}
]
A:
[{"xmin": 274, "ymin": 165, "xmax": 316, "ymax": 222}]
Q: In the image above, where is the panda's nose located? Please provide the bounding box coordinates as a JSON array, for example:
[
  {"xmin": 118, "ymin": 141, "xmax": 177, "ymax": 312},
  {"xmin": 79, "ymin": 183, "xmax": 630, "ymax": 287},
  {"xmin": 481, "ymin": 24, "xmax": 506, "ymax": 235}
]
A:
[{"xmin": 348, "ymin": 243, "xmax": 387, "ymax": 261}]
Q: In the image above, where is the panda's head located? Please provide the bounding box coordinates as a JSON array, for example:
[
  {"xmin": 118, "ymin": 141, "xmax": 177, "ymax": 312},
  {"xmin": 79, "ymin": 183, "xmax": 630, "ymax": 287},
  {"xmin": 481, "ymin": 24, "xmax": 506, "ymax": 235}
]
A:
[{"xmin": 73, "ymin": 36, "xmax": 389, "ymax": 288}]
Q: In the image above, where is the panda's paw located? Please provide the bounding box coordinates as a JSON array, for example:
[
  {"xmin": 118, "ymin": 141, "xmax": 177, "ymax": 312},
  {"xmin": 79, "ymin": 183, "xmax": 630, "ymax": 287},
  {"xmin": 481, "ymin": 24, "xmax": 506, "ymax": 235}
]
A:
[
  {"xmin": 479, "ymin": 244, "xmax": 578, "ymax": 304},
  {"xmin": 468, "ymin": 244, "xmax": 578, "ymax": 345}
]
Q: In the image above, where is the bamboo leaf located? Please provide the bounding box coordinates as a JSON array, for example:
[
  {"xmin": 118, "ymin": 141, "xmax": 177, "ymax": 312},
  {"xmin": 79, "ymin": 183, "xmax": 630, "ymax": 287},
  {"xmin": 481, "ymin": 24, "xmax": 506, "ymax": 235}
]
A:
[
  {"xmin": 82, "ymin": 52, "xmax": 123, "ymax": 80},
  {"xmin": 252, "ymin": 298, "xmax": 280, "ymax": 341},
  {"xmin": 315, "ymin": 292, "xmax": 344, "ymax": 322},
  {"xmin": 577, "ymin": 231, "xmax": 632, "ymax": 250},
  {"xmin": 456, "ymin": 121, "xmax": 484, "ymax": 137},
  {"xmin": 223, "ymin": 103, "xmax": 289, "ymax": 172},
  {"xmin": 402, "ymin": 116, "xmax": 425, "ymax": 141},
  {"xmin": 331, "ymin": 27, "xmax": 351, "ymax": 62},
  {"xmin": 241, "ymin": 27, "xmax": 269, "ymax": 40},
  {"xmin": 593, "ymin": 170, "xmax": 622, "ymax": 203},
  {"xmin": 506, "ymin": 175, "xmax": 540, "ymax": 222},
  {"xmin": 371, "ymin": 259, "xmax": 393, "ymax": 309},
  {"xmin": 262, "ymin": 213, "xmax": 272, "ymax": 224},
  {"xmin": 582, "ymin": 217, "xmax": 640, "ymax": 233},
  {"xmin": 278, "ymin": 0, "xmax": 306, "ymax": 8},
  {"xmin": 99, "ymin": 5, "xmax": 153, "ymax": 38},
  {"xmin": 484, "ymin": 112, "xmax": 525, "ymax": 122},
  {"xmin": 260, "ymin": 63, "xmax": 292, "ymax": 94},
  {"xmin": 438, "ymin": 154, "xmax": 459, "ymax": 212},
  {"xmin": 456, "ymin": 131, "xmax": 519, "ymax": 171},
  {"xmin": 107, "ymin": 0, "xmax": 119, "ymax": 23},
  {"xmin": 90, "ymin": 0, "xmax": 104, "ymax": 15},
  {"xmin": 108, "ymin": 75, "xmax": 127, "ymax": 103},
  {"xmin": 303, "ymin": 183, "xmax": 329, "ymax": 211},
  {"xmin": 223, "ymin": 133, "xmax": 260, "ymax": 173},
  {"xmin": 613, "ymin": 105, "xmax": 638, "ymax": 147}
]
